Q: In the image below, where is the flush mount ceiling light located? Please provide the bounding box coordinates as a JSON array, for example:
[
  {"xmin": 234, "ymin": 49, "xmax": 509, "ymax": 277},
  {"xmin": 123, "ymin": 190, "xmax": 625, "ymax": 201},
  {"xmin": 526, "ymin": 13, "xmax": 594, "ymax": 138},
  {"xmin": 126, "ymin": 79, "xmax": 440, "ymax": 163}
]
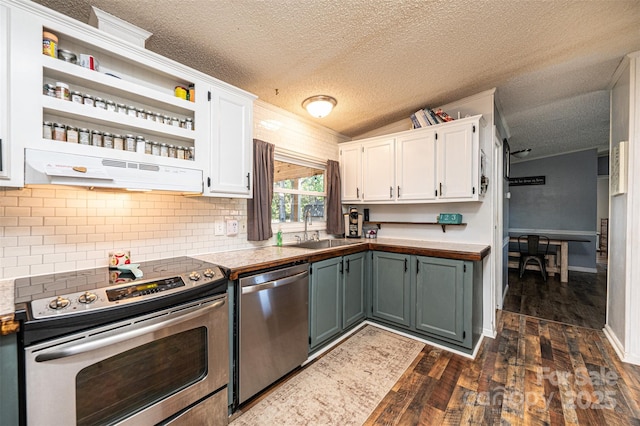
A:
[
  {"xmin": 511, "ymin": 148, "xmax": 532, "ymax": 159},
  {"xmin": 302, "ymin": 95, "xmax": 337, "ymax": 118}
]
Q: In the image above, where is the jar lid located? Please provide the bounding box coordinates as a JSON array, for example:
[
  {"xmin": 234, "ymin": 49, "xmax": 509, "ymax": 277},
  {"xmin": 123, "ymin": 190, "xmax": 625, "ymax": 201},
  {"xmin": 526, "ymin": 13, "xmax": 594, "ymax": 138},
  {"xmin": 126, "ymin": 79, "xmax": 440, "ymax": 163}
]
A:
[
  {"xmin": 161, "ymin": 143, "xmax": 168, "ymax": 146},
  {"xmin": 136, "ymin": 107, "xmax": 144, "ymax": 111},
  {"xmin": 54, "ymin": 122, "xmax": 66, "ymax": 127},
  {"xmin": 79, "ymin": 128, "xmax": 89, "ymax": 132},
  {"xmin": 117, "ymin": 103, "xmax": 126, "ymax": 107},
  {"xmin": 43, "ymin": 31, "xmax": 58, "ymax": 42},
  {"xmin": 126, "ymin": 134, "xmax": 135, "ymax": 138},
  {"xmin": 43, "ymin": 121, "xmax": 52, "ymax": 125},
  {"xmin": 55, "ymin": 82, "xmax": 69, "ymax": 88},
  {"xmin": 136, "ymin": 136, "xmax": 145, "ymax": 140},
  {"xmin": 103, "ymin": 132, "xmax": 112, "ymax": 137},
  {"xmin": 71, "ymin": 90, "xmax": 82, "ymax": 95},
  {"xmin": 44, "ymin": 83, "xmax": 55, "ymax": 89},
  {"xmin": 186, "ymin": 117, "xmax": 193, "ymax": 121},
  {"xmin": 91, "ymin": 130, "xmax": 102, "ymax": 134},
  {"xmin": 66, "ymin": 125, "xmax": 77, "ymax": 130},
  {"xmin": 94, "ymin": 97, "xmax": 103, "ymax": 102},
  {"xmin": 106, "ymin": 100, "xmax": 115, "ymax": 104},
  {"xmin": 127, "ymin": 105, "xmax": 136, "ymax": 109},
  {"xmin": 83, "ymin": 94, "xmax": 94, "ymax": 98}
]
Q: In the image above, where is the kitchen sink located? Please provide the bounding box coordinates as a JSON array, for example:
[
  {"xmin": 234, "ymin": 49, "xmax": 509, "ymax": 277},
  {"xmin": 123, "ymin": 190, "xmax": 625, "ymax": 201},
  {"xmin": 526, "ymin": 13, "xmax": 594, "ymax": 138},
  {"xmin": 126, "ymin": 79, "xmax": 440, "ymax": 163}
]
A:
[{"xmin": 286, "ymin": 239, "xmax": 361, "ymax": 249}]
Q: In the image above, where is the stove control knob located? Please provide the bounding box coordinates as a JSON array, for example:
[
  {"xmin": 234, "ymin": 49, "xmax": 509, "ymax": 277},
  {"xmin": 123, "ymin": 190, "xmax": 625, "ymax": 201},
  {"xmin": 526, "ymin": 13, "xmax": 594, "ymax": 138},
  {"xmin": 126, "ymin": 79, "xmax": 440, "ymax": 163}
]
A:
[
  {"xmin": 78, "ymin": 292, "xmax": 98, "ymax": 304},
  {"xmin": 203, "ymin": 269, "xmax": 215, "ymax": 278},
  {"xmin": 49, "ymin": 296, "xmax": 70, "ymax": 310},
  {"xmin": 189, "ymin": 272, "xmax": 201, "ymax": 281}
]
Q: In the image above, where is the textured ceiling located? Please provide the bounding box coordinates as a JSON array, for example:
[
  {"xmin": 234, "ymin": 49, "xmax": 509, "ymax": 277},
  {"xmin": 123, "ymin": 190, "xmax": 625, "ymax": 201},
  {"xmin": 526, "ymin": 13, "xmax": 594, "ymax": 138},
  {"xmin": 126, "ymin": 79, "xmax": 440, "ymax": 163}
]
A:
[{"xmin": 33, "ymin": 0, "xmax": 640, "ymax": 160}]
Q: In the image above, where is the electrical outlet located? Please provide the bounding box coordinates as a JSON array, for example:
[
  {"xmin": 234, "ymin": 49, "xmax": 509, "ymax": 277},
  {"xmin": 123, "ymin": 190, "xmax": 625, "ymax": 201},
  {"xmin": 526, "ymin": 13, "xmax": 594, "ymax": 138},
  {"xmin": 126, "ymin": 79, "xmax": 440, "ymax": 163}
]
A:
[
  {"xmin": 226, "ymin": 220, "xmax": 239, "ymax": 236},
  {"xmin": 214, "ymin": 221, "xmax": 225, "ymax": 236}
]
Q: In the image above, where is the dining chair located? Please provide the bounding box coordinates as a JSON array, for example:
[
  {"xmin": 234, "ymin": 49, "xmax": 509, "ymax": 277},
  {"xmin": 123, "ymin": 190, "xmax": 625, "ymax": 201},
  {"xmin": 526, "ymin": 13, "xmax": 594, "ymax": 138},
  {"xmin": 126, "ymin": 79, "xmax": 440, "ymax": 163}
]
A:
[{"xmin": 518, "ymin": 235, "xmax": 550, "ymax": 281}]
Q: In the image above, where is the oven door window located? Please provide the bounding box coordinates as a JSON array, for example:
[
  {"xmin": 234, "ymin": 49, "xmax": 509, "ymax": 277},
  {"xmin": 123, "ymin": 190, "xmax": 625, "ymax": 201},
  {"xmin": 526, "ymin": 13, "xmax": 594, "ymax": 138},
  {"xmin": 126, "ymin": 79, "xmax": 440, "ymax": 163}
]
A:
[{"xmin": 75, "ymin": 327, "xmax": 207, "ymax": 426}]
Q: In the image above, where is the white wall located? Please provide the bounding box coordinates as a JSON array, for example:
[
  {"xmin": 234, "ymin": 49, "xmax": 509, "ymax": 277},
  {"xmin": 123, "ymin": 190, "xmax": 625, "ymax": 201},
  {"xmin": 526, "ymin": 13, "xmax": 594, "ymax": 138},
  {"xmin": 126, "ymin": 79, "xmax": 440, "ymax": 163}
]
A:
[{"xmin": 0, "ymin": 101, "xmax": 346, "ymax": 281}]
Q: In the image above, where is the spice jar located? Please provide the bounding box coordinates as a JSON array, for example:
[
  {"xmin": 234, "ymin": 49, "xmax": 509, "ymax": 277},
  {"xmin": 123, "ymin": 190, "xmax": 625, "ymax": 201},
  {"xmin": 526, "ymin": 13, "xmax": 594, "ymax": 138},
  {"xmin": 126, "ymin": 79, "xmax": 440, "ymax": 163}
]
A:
[
  {"xmin": 136, "ymin": 136, "xmax": 146, "ymax": 153},
  {"xmin": 106, "ymin": 100, "xmax": 116, "ymax": 112},
  {"xmin": 71, "ymin": 91, "xmax": 83, "ymax": 103},
  {"xmin": 171, "ymin": 117, "xmax": 180, "ymax": 127},
  {"xmin": 91, "ymin": 130, "xmax": 102, "ymax": 147},
  {"xmin": 179, "ymin": 119, "xmax": 186, "ymax": 129},
  {"xmin": 154, "ymin": 113, "xmax": 162, "ymax": 122},
  {"xmin": 79, "ymin": 128, "xmax": 90, "ymax": 145},
  {"xmin": 94, "ymin": 97, "xmax": 106, "ymax": 109},
  {"xmin": 126, "ymin": 105, "xmax": 137, "ymax": 117},
  {"xmin": 187, "ymin": 147, "xmax": 195, "ymax": 161},
  {"xmin": 55, "ymin": 82, "xmax": 70, "ymax": 101},
  {"xmin": 102, "ymin": 132, "xmax": 114, "ymax": 149},
  {"xmin": 43, "ymin": 83, "xmax": 56, "ymax": 97},
  {"xmin": 168, "ymin": 145, "xmax": 177, "ymax": 158},
  {"xmin": 53, "ymin": 123, "xmax": 66, "ymax": 141},
  {"xmin": 151, "ymin": 142, "xmax": 161, "ymax": 156},
  {"xmin": 43, "ymin": 121, "xmax": 53, "ymax": 139},
  {"xmin": 83, "ymin": 94, "xmax": 94, "ymax": 107},
  {"xmin": 125, "ymin": 134, "xmax": 136, "ymax": 152},
  {"xmin": 66, "ymin": 126, "xmax": 79, "ymax": 143},
  {"xmin": 160, "ymin": 143, "xmax": 169, "ymax": 157},
  {"xmin": 163, "ymin": 115, "xmax": 171, "ymax": 125},
  {"xmin": 117, "ymin": 103, "xmax": 127, "ymax": 114},
  {"xmin": 113, "ymin": 134, "xmax": 124, "ymax": 150},
  {"xmin": 144, "ymin": 140, "xmax": 153, "ymax": 155},
  {"xmin": 136, "ymin": 108, "xmax": 146, "ymax": 119},
  {"xmin": 57, "ymin": 49, "xmax": 77, "ymax": 64},
  {"xmin": 176, "ymin": 146, "xmax": 185, "ymax": 160},
  {"xmin": 146, "ymin": 111, "xmax": 154, "ymax": 121},
  {"xmin": 42, "ymin": 31, "xmax": 58, "ymax": 58},
  {"xmin": 185, "ymin": 118, "xmax": 193, "ymax": 130}
]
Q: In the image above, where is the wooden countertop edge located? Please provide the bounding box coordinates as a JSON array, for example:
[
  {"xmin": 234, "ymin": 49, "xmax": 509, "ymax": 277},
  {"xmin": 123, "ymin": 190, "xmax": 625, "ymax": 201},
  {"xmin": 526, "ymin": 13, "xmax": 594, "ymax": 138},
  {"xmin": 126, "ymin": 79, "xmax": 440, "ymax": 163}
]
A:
[
  {"xmin": 227, "ymin": 242, "xmax": 490, "ymax": 279},
  {"xmin": 1, "ymin": 314, "xmax": 20, "ymax": 335}
]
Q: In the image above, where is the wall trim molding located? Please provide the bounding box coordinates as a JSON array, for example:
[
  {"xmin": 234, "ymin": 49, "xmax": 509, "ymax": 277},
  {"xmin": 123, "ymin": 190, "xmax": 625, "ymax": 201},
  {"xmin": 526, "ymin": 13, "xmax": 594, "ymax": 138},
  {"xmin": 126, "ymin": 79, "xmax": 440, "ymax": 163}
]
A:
[
  {"xmin": 567, "ymin": 266, "xmax": 598, "ymax": 273},
  {"xmin": 509, "ymin": 228, "xmax": 597, "ymax": 237},
  {"xmin": 603, "ymin": 324, "xmax": 629, "ymax": 363}
]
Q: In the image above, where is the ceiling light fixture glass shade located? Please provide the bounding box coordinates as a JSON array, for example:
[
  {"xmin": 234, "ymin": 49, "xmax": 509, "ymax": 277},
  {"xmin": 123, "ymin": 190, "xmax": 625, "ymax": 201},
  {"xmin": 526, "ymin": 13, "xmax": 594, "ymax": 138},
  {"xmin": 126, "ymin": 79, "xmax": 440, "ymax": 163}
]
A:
[
  {"xmin": 511, "ymin": 148, "xmax": 531, "ymax": 158},
  {"xmin": 302, "ymin": 95, "xmax": 337, "ymax": 118}
]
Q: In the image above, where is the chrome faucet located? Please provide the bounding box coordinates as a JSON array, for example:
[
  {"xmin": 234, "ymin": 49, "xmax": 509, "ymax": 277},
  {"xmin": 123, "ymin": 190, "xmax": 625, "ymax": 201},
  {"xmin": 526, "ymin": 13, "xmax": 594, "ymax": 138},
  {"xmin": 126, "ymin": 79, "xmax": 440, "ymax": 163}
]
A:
[{"xmin": 303, "ymin": 210, "xmax": 311, "ymax": 241}]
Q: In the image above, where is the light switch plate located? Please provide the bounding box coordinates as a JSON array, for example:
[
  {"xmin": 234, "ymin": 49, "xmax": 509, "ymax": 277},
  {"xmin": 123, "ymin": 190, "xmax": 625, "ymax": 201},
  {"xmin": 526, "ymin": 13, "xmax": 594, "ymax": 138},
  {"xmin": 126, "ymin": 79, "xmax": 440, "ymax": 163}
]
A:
[
  {"xmin": 226, "ymin": 220, "xmax": 238, "ymax": 236},
  {"xmin": 214, "ymin": 221, "xmax": 225, "ymax": 236}
]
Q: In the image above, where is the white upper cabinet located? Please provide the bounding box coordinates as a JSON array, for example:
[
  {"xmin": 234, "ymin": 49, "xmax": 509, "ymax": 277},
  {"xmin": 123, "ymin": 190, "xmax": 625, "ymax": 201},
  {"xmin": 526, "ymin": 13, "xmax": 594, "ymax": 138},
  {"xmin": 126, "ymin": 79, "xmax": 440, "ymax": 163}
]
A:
[
  {"xmin": 204, "ymin": 86, "xmax": 254, "ymax": 197},
  {"xmin": 362, "ymin": 137, "xmax": 395, "ymax": 201},
  {"xmin": 340, "ymin": 142, "xmax": 363, "ymax": 202},
  {"xmin": 436, "ymin": 120, "xmax": 477, "ymax": 200},
  {"xmin": 396, "ymin": 131, "xmax": 436, "ymax": 201},
  {"xmin": 2, "ymin": 1, "xmax": 255, "ymax": 195},
  {"xmin": 0, "ymin": 4, "xmax": 11, "ymax": 184},
  {"xmin": 340, "ymin": 115, "xmax": 482, "ymax": 204}
]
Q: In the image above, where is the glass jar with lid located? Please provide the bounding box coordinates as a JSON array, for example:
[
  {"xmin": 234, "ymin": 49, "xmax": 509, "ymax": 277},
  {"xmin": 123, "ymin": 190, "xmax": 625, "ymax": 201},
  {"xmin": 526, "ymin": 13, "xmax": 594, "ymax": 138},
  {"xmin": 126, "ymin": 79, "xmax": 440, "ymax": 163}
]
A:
[
  {"xmin": 125, "ymin": 134, "xmax": 136, "ymax": 152},
  {"xmin": 127, "ymin": 106, "xmax": 137, "ymax": 117},
  {"xmin": 91, "ymin": 130, "xmax": 102, "ymax": 147},
  {"xmin": 43, "ymin": 121, "xmax": 53, "ymax": 139},
  {"xmin": 145, "ymin": 111, "xmax": 154, "ymax": 121},
  {"xmin": 71, "ymin": 91, "xmax": 83, "ymax": 104},
  {"xmin": 106, "ymin": 100, "xmax": 116, "ymax": 112},
  {"xmin": 83, "ymin": 94, "xmax": 94, "ymax": 107},
  {"xmin": 113, "ymin": 134, "xmax": 124, "ymax": 150},
  {"xmin": 117, "ymin": 103, "xmax": 127, "ymax": 114},
  {"xmin": 160, "ymin": 143, "xmax": 169, "ymax": 157},
  {"xmin": 102, "ymin": 132, "xmax": 114, "ymax": 149},
  {"xmin": 144, "ymin": 140, "xmax": 153, "ymax": 155},
  {"xmin": 135, "ymin": 136, "xmax": 146, "ymax": 153},
  {"xmin": 136, "ymin": 108, "xmax": 146, "ymax": 120},
  {"xmin": 187, "ymin": 147, "xmax": 195, "ymax": 161},
  {"xmin": 43, "ymin": 83, "xmax": 56, "ymax": 97},
  {"xmin": 94, "ymin": 97, "xmax": 106, "ymax": 109},
  {"xmin": 79, "ymin": 128, "xmax": 90, "ymax": 145},
  {"xmin": 66, "ymin": 126, "xmax": 79, "ymax": 143},
  {"xmin": 168, "ymin": 145, "xmax": 177, "ymax": 158},
  {"xmin": 151, "ymin": 141, "xmax": 161, "ymax": 156},
  {"xmin": 53, "ymin": 123, "xmax": 66, "ymax": 141},
  {"xmin": 176, "ymin": 146, "xmax": 186, "ymax": 160},
  {"xmin": 185, "ymin": 118, "xmax": 193, "ymax": 130}
]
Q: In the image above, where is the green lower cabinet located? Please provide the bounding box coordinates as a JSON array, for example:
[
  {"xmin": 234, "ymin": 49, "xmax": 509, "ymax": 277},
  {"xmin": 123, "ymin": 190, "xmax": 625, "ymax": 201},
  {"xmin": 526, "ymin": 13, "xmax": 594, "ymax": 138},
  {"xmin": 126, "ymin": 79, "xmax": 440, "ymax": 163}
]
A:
[
  {"xmin": 414, "ymin": 256, "xmax": 476, "ymax": 349},
  {"xmin": 1, "ymin": 333, "xmax": 19, "ymax": 426},
  {"xmin": 371, "ymin": 251, "xmax": 411, "ymax": 328},
  {"xmin": 343, "ymin": 252, "xmax": 366, "ymax": 329},
  {"xmin": 310, "ymin": 252, "xmax": 367, "ymax": 351},
  {"xmin": 309, "ymin": 257, "xmax": 342, "ymax": 349}
]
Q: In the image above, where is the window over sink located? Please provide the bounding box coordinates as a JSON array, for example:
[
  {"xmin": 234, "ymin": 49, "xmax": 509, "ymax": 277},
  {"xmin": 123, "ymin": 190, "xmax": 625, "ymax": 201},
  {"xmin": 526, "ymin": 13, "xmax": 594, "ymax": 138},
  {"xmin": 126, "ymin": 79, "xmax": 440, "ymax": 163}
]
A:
[{"xmin": 271, "ymin": 157, "xmax": 326, "ymax": 228}]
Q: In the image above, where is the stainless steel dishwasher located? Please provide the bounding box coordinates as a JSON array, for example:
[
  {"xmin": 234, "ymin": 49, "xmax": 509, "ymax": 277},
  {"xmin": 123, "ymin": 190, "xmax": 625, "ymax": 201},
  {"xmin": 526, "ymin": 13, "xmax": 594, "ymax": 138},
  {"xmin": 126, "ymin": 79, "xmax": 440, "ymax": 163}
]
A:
[{"xmin": 238, "ymin": 263, "xmax": 309, "ymax": 404}]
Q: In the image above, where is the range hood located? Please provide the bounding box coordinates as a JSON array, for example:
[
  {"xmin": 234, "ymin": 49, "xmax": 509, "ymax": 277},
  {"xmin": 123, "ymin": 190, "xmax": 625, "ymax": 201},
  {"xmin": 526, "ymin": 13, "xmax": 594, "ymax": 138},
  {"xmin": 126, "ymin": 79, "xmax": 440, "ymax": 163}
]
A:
[{"xmin": 25, "ymin": 149, "xmax": 203, "ymax": 193}]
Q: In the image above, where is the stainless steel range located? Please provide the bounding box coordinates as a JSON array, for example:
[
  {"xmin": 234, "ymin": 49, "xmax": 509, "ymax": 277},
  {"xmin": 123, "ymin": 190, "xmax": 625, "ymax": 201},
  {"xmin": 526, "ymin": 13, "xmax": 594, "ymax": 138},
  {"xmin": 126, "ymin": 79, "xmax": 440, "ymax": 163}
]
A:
[{"xmin": 15, "ymin": 257, "xmax": 230, "ymax": 426}]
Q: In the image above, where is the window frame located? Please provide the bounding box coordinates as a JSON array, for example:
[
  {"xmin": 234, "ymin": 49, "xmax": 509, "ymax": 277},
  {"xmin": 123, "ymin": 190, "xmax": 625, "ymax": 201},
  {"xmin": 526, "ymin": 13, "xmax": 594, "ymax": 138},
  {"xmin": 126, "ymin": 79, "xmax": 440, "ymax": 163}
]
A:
[{"xmin": 272, "ymin": 153, "xmax": 327, "ymax": 233}]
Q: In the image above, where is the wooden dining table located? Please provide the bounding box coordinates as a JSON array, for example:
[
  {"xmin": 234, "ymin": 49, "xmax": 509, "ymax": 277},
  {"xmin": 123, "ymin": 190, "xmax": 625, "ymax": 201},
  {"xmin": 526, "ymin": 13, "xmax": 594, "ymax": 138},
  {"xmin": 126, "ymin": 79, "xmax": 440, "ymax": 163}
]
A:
[{"xmin": 508, "ymin": 233, "xmax": 591, "ymax": 283}]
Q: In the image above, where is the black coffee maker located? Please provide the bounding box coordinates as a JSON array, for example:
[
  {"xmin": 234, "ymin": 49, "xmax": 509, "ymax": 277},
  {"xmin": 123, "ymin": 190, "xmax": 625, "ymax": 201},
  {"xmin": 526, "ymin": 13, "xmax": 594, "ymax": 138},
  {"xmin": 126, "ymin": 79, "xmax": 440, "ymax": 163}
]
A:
[{"xmin": 343, "ymin": 207, "xmax": 363, "ymax": 238}]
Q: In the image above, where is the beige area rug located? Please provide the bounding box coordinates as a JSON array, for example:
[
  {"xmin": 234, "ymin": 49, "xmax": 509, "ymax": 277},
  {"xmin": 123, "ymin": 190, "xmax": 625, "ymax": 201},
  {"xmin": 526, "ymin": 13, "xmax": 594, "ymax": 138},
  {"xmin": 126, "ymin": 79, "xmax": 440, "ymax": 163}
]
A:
[{"xmin": 231, "ymin": 325, "xmax": 425, "ymax": 426}]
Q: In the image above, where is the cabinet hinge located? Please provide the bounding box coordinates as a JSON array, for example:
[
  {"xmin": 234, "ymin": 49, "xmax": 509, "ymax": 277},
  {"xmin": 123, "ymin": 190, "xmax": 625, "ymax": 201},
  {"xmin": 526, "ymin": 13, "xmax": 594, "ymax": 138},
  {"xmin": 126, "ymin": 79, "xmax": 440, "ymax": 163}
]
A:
[
  {"xmin": 208, "ymin": 91, "xmax": 211, "ymax": 101},
  {"xmin": 463, "ymin": 264, "xmax": 467, "ymax": 273},
  {"xmin": 473, "ymin": 125, "xmax": 476, "ymax": 133}
]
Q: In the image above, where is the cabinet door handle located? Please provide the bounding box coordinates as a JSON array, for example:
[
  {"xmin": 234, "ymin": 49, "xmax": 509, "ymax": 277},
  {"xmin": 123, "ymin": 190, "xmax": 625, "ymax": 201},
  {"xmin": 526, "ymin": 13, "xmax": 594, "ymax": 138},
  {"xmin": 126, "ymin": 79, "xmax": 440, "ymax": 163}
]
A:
[
  {"xmin": 404, "ymin": 258, "xmax": 408, "ymax": 272},
  {"xmin": 346, "ymin": 259, "xmax": 350, "ymax": 273},
  {"xmin": 397, "ymin": 186, "xmax": 400, "ymax": 197},
  {"xmin": 439, "ymin": 182, "xmax": 443, "ymax": 196},
  {"xmin": 357, "ymin": 187, "xmax": 360, "ymax": 198},
  {"xmin": 246, "ymin": 173, "xmax": 251, "ymax": 190},
  {"xmin": 340, "ymin": 260, "xmax": 344, "ymax": 274},
  {"xmin": 390, "ymin": 186, "xmax": 393, "ymax": 198},
  {"xmin": 416, "ymin": 261, "xmax": 420, "ymax": 274}
]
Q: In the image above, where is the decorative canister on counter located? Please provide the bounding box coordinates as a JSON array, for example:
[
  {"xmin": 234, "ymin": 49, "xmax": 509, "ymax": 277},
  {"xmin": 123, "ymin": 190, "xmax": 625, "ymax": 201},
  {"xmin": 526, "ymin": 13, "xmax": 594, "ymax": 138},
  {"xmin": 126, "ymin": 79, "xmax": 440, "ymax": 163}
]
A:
[
  {"xmin": 185, "ymin": 117, "xmax": 193, "ymax": 130},
  {"xmin": 43, "ymin": 83, "xmax": 56, "ymax": 97},
  {"xmin": 106, "ymin": 100, "xmax": 116, "ymax": 112},
  {"xmin": 94, "ymin": 97, "xmax": 106, "ymax": 109},
  {"xmin": 113, "ymin": 134, "xmax": 124, "ymax": 150},
  {"xmin": 55, "ymin": 82, "xmax": 70, "ymax": 101},
  {"xmin": 102, "ymin": 132, "xmax": 114, "ymax": 149},
  {"xmin": 42, "ymin": 31, "xmax": 58, "ymax": 58},
  {"xmin": 91, "ymin": 130, "xmax": 103, "ymax": 147},
  {"xmin": 66, "ymin": 126, "xmax": 79, "ymax": 144},
  {"xmin": 125, "ymin": 134, "xmax": 136, "ymax": 152},
  {"xmin": 108, "ymin": 250, "xmax": 131, "ymax": 268},
  {"xmin": 79, "ymin": 128, "xmax": 90, "ymax": 145},
  {"xmin": 83, "ymin": 94, "xmax": 94, "ymax": 107},
  {"xmin": 53, "ymin": 123, "xmax": 66, "ymax": 141},
  {"xmin": 70, "ymin": 91, "xmax": 83, "ymax": 104}
]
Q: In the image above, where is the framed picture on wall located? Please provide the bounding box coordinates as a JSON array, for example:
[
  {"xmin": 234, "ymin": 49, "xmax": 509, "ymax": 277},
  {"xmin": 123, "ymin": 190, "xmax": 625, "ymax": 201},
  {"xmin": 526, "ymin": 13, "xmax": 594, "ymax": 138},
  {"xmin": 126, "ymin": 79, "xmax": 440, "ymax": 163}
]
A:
[
  {"xmin": 611, "ymin": 141, "xmax": 628, "ymax": 196},
  {"xmin": 503, "ymin": 139, "xmax": 510, "ymax": 179}
]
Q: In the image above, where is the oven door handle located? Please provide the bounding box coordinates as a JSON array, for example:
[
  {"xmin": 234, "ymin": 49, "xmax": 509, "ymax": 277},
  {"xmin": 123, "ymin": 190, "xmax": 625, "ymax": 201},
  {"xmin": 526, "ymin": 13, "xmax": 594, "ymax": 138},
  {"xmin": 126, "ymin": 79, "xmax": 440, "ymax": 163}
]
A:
[
  {"xmin": 34, "ymin": 298, "xmax": 226, "ymax": 363},
  {"xmin": 241, "ymin": 271, "xmax": 308, "ymax": 295}
]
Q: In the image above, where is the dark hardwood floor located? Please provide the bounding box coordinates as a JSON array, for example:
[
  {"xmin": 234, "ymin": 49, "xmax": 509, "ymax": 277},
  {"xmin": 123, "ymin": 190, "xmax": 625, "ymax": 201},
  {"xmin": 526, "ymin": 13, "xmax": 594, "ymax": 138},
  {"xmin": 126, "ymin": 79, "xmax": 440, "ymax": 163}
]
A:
[
  {"xmin": 366, "ymin": 311, "xmax": 640, "ymax": 425},
  {"xmin": 502, "ymin": 265, "xmax": 607, "ymax": 330}
]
